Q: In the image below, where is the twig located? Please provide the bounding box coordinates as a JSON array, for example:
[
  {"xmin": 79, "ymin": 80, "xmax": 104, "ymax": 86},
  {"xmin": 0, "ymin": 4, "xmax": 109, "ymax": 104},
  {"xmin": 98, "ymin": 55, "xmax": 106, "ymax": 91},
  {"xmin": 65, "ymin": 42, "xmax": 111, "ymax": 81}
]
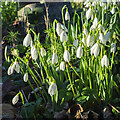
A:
[{"xmin": 108, "ymin": 103, "xmax": 120, "ymax": 114}]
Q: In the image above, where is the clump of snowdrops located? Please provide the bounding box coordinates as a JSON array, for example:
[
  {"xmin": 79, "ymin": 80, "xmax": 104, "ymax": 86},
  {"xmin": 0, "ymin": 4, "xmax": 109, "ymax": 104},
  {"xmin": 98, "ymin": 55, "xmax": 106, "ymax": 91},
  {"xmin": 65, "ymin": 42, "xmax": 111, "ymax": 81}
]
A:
[{"xmin": 7, "ymin": 2, "xmax": 119, "ymax": 116}]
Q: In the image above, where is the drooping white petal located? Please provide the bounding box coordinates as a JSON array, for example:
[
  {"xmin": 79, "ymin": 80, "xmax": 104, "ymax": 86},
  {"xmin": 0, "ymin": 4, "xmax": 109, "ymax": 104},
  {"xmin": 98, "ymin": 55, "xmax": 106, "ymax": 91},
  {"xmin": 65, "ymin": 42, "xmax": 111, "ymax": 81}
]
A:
[
  {"xmin": 60, "ymin": 61, "xmax": 65, "ymax": 71},
  {"xmin": 14, "ymin": 62, "xmax": 20, "ymax": 73},
  {"xmin": 41, "ymin": 47, "xmax": 46, "ymax": 57},
  {"xmin": 73, "ymin": 39, "xmax": 78, "ymax": 47},
  {"xmin": 23, "ymin": 33, "xmax": 32, "ymax": 47},
  {"xmin": 63, "ymin": 50, "xmax": 70, "ymax": 62},
  {"xmin": 87, "ymin": 34, "xmax": 94, "ymax": 47},
  {"xmin": 111, "ymin": 6, "xmax": 115, "ymax": 14},
  {"xmin": 99, "ymin": 33, "xmax": 106, "ymax": 45},
  {"xmin": 92, "ymin": 17, "xmax": 98, "ymax": 28},
  {"xmin": 104, "ymin": 32, "xmax": 111, "ymax": 42},
  {"xmin": 56, "ymin": 23, "xmax": 63, "ymax": 36},
  {"xmin": 48, "ymin": 82, "xmax": 57, "ymax": 96},
  {"xmin": 83, "ymin": 28, "xmax": 88, "ymax": 37},
  {"xmin": 65, "ymin": 10, "xmax": 70, "ymax": 21},
  {"xmin": 101, "ymin": 55, "xmax": 109, "ymax": 67},
  {"xmin": 12, "ymin": 94, "xmax": 19, "ymax": 105},
  {"xmin": 24, "ymin": 73, "xmax": 28, "ymax": 82},
  {"xmin": 91, "ymin": 43, "xmax": 100, "ymax": 57},
  {"xmin": 31, "ymin": 45, "xmax": 38, "ymax": 61},
  {"xmin": 52, "ymin": 53, "xmax": 58, "ymax": 64},
  {"xmin": 76, "ymin": 46, "xmax": 83, "ymax": 58},
  {"xmin": 111, "ymin": 43, "xmax": 116, "ymax": 53},
  {"xmin": 8, "ymin": 66, "xmax": 12, "ymax": 75},
  {"xmin": 86, "ymin": 7, "xmax": 93, "ymax": 20},
  {"xmin": 60, "ymin": 31, "xmax": 68, "ymax": 42}
]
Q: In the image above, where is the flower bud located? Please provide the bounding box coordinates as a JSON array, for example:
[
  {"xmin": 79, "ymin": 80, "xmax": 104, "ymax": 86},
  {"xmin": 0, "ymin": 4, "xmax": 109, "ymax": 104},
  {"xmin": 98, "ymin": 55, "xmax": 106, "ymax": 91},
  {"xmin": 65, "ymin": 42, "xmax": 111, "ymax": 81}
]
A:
[
  {"xmin": 65, "ymin": 10, "xmax": 70, "ymax": 21},
  {"xmin": 31, "ymin": 45, "xmax": 38, "ymax": 61},
  {"xmin": 52, "ymin": 52, "xmax": 58, "ymax": 64},
  {"xmin": 41, "ymin": 47, "xmax": 46, "ymax": 57},
  {"xmin": 12, "ymin": 94, "xmax": 19, "ymax": 105},
  {"xmin": 60, "ymin": 61, "xmax": 65, "ymax": 71},
  {"xmin": 48, "ymin": 82, "xmax": 57, "ymax": 96},
  {"xmin": 63, "ymin": 50, "xmax": 70, "ymax": 62},
  {"xmin": 24, "ymin": 73, "xmax": 28, "ymax": 82},
  {"xmin": 23, "ymin": 33, "xmax": 32, "ymax": 47},
  {"xmin": 76, "ymin": 46, "xmax": 83, "ymax": 58}
]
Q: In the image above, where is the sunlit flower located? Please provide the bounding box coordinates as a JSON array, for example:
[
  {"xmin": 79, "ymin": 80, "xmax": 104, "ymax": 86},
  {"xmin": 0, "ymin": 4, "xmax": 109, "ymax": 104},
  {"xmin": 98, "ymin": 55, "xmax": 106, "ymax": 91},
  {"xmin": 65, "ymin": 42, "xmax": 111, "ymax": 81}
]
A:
[
  {"xmin": 41, "ymin": 47, "xmax": 46, "ymax": 57},
  {"xmin": 24, "ymin": 73, "xmax": 28, "ymax": 82},
  {"xmin": 98, "ymin": 24, "xmax": 105, "ymax": 33},
  {"xmin": 73, "ymin": 39, "xmax": 78, "ymax": 48},
  {"xmin": 12, "ymin": 94, "xmax": 19, "ymax": 105},
  {"xmin": 60, "ymin": 31, "xmax": 68, "ymax": 42},
  {"xmin": 99, "ymin": 33, "xmax": 106, "ymax": 45},
  {"xmin": 101, "ymin": 55, "xmax": 109, "ymax": 67},
  {"xmin": 86, "ymin": 7, "xmax": 93, "ymax": 20},
  {"xmin": 23, "ymin": 33, "xmax": 32, "ymax": 47},
  {"xmin": 48, "ymin": 82, "xmax": 57, "ymax": 96},
  {"xmin": 76, "ymin": 46, "xmax": 83, "ymax": 58},
  {"xmin": 31, "ymin": 45, "xmax": 38, "ymax": 61},
  {"xmin": 83, "ymin": 27, "xmax": 88, "ymax": 37},
  {"xmin": 111, "ymin": 6, "xmax": 115, "ymax": 14},
  {"xmin": 111, "ymin": 43, "xmax": 116, "ymax": 53},
  {"xmin": 91, "ymin": 43, "xmax": 100, "ymax": 57},
  {"xmin": 63, "ymin": 50, "xmax": 70, "ymax": 62},
  {"xmin": 52, "ymin": 52, "xmax": 58, "ymax": 64},
  {"xmin": 8, "ymin": 66, "xmax": 13, "ymax": 75},
  {"xmin": 14, "ymin": 62, "xmax": 20, "ymax": 73},
  {"xmin": 56, "ymin": 23, "xmax": 63, "ymax": 36},
  {"xmin": 87, "ymin": 34, "xmax": 94, "ymax": 47},
  {"xmin": 92, "ymin": 17, "xmax": 98, "ymax": 28},
  {"xmin": 65, "ymin": 10, "xmax": 70, "ymax": 21},
  {"xmin": 60, "ymin": 61, "xmax": 65, "ymax": 71}
]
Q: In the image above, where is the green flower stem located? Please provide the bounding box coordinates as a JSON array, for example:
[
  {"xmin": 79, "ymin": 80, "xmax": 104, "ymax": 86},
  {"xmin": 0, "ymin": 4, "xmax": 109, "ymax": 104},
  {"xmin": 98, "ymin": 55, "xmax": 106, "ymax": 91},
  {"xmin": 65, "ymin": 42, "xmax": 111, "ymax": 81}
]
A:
[
  {"xmin": 111, "ymin": 52, "xmax": 114, "ymax": 70},
  {"xmin": 105, "ymin": 67, "xmax": 108, "ymax": 92},
  {"xmin": 66, "ymin": 64, "xmax": 75, "ymax": 96},
  {"xmin": 19, "ymin": 91, "xmax": 28, "ymax": 120},
  {"xmin": 68, "ymin": 62, "xmax": 80, "ymax": 78},
  {"xmin": 88, "ymin": 70, "xmax": 92, "ymax": 89},
  {"xmin": 51, "ymin": 95, "xmax": 55, "ymax": 113}
]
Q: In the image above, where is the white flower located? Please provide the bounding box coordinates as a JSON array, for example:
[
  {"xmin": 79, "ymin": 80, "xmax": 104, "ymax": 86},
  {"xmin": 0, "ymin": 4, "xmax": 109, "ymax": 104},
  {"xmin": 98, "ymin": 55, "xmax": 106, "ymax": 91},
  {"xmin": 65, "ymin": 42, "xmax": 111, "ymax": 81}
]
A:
[
  {"xmin": 99, "ymin": 33, "xmax": 106, "ymax": 45},
  {"xmin": 30, "ymin": 40, "xmax": 33, "ymax": 47},
  {"xmin": 41, "ymin": 47, "xmax": 46, "ymax": 57},
  {"xmin": 87, "ymin": 34, "xmax": 94, "ymax": 47},
  {"xmin": 73, "ymin": 39, "xmax": 78, "ymax": 48},
  {"xmin": 12, "ymin": 94, "xmax": 19, "ymax": 105},
  {"xmin": 63, "ymin": 50, "xmax": 70, "ymax": 62},
  {"xmin": 91, "ymin": 43, "xmax": 100, "ymax": 57},
  {"xmin": 31, "ymin": 45, "xmax": 38, "ymax": 61},
  {"xmin": 83, "ymin": 28, "xmax": 88, "ymax": 37},
  {"xmin": 8, "ymin": 66, "xmax": 13, "ymax": 75},
  {"xmin": 23, "ymin": 33, "xmax": 32, "ymax": 47},
  {"xmin": 111, "ymin": 43, "xmax": 116, "ymax": 53},
  {"xmin": 14, "ymin": 62, "xmax": 20, "ymax": 73},
  {"xmin": 60, "ymin": 61, "xmax": 65, "ymax": 71},
  {"xmin": 61, "ymin": 24, "xmax": 68, "ymax": 33},
  {"xmin": 60, "ymin": 31, "xmax": 68, "ymax": 42},
  {"xmin": 104, "ymin": 31, "xmax": 111, "ymax": 42},
  {"xmin": 82, "ymin": 36, "xmax": 86, "ymax": 46},
  {"xmin": 76, "ymin": 46, "xmax": 83, "ymax": 58},
  {"xmin": 48, "ymin": 82, "xmax": 57, "ymax": 96},
  {"xmin": 86, "ymin": 7, "xmax": 93, "ymax": 20},
  {"xmin": 98, "ymin": 24, "xmax": 105, "ymax": 33},
  {"xmin": 24, "ymin": 73, "xmax": 28, "ymax": 82},
  {"xmin": 111, "ymin": 6, "xmax": 115, "ymax": 14},
  {"xmin": 56, "ymin": 23, "xmax": 63, "ymax": 36},
  {"xmin": 101, "ymin": 55, "xmax": 109, "ymax": 67},
  {"xmin": 92, "ymin": 17, "xmax": 98, "ymax": 28},
  {"xmin": 65, "ymin": 10, "xmax": 70, "ymax": 21},
  {"xmin": 52, "ymin": 52, "xmax": 58, "ymax": 64}
]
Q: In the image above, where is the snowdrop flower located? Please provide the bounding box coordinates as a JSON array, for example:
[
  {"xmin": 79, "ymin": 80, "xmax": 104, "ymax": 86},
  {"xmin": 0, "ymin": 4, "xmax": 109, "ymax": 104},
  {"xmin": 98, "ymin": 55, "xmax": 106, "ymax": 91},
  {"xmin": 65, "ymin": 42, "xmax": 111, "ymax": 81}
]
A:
[
  {"xmin": 87, "ymin": 34, "xmax": 94, "ymax": 47},
  {"xmin": 31, "ymin": 45, "xmax": 38, "ymax": 61},
  {"xmin": 98, "ymin": 24, "xmax": 105, "ymax": 33},
  {"xmin": 52, "ymin": 52, "xmax": 58, "ymax": 64},
  {"xmin": 85, "ymin": 3, "xmax": 91, "ymax": 8},
  {"xmin": 60, "ymin": 61, "xmax": 65, "ymax": 71},
  {"xmin": 61, "ymin": 24, "xmax": 68, "ymax": 33},
  {"xmin": 63, "ymin": 50, "xmax": 70, "ymax": 62},
  {"xmin": 73, "ymin": 39, "xmax": 78, "ymax": 48},
  {"xmin": 14, "ymin": 62, "xmax": 20, "ymax": 73},
  {"xmin": 48, "ymin": 82, "xmax": 57, "ymax": 96},
  {"xmin": 86, "ymin": 7, "xmax": 93, "ymax": 20},
  {"xmin": 56, "ymin": 23, "xmax": 63, "ymax": 36},
  {"xmin": 82, "ymin": 36, "xmax": 86, "ymax": 47},
  {"xmin": 104, "ymin": 31, "xmax": 111, "ymax": 42},
  {"xmin": 60, "ymin": 31, "xmax": 68, "ymax": 42},
  {"xmin": 41, "ymin": 47, "xmax": 46, "ymax": 57},
  {"xmin": 91, "ymin": 43, "xmax": 100, "ymax": 57},
  {"xmin": 56, "ymin": 67, "xmax": 59, "ymax": 71},
  {"xmin": 101, "ymin": 55, "xmax": 109, "ymax": 67},
  {"xmin": 83, "ymin": 27, "xmax": 88, "ymax": 38},
  {"xmin": 111, "ymin": 6, "xmax": 115, "ymax": 14},
  {"xmin": 92, "ymin": 17, "xmax": 98, "ymax": 29},
  {"xmin": 12, "ymin": 94, "xmax": 19, "ymax": 105},
  {"xmin": 76, "ymin": 46, "xmax": 83, "ymax": 58},
  {"xmin": 8, "ymin": 66, "xmax": 13, "ymax": 75},
  {"xmin": 65, "ymin": 10, "xmax": 70, "ymax": 21},
  {"xmin": 111, "ymin": 43, "xmax": 116, "ymax": 53},
  {"xmin": 23, "ymin": 33, "xmax": 32, "ymax": 47},
  {"xmin": 99, "ymin": 33, "xmax": 106, "ymax": 45},
  {"xmin": 24, "ymin": 73, "xmax": 28, "ymax": 82}
]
